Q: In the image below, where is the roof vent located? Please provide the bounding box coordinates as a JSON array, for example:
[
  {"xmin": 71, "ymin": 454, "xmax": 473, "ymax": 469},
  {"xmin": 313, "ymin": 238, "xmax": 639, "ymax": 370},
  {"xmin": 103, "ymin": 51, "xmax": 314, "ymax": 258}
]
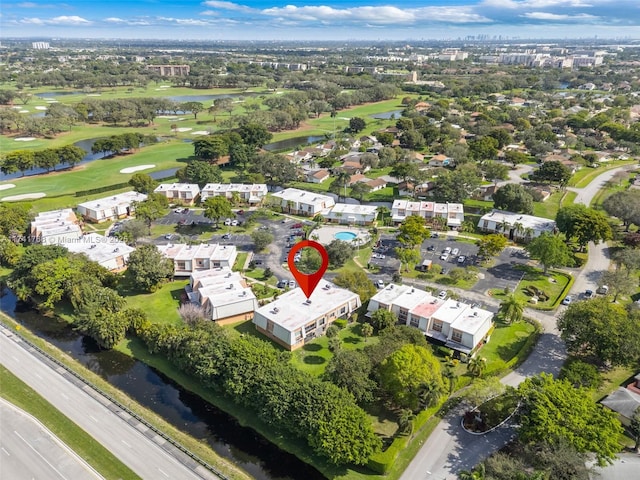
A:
[
  {"xmin": 411, "ymin": 287, "xmax": 415, "ymax": 293},
  {"xmin": 473, "ymin": 311, "xmax": 478, "ymax": 316},
  {"xmin": 90, "ymin": 244, "xmax": 96, "ymax": 249},
  {"xmin": 273, "ymin": 307, "xmax": 279, "ymax": 313},
  {"xmin": 305, "ymin": 299, "xmax": 312, "ymax": 305},
  {"xmin": 456, "ymin": 302, "xmax": 460, "ymax": 307},
  {"xmin": 113, "ymin": 248, "xmax": 119, "ymax": 252}
]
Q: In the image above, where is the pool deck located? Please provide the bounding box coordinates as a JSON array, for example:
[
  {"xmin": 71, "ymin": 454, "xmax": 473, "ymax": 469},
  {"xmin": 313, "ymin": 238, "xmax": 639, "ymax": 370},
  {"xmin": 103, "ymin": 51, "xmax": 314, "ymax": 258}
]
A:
[{"xmin": 312, "ymin": 225, "xmax": 370, "ymax": 246}]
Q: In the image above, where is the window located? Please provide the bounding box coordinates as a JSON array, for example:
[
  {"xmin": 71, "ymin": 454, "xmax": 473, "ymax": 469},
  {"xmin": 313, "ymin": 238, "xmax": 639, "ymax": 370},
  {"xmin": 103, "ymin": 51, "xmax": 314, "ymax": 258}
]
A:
[
  {"xmin": 483, "ymin": 220, "xmax": 489, "ymax": 228},
  {"xmin": 319, "ymin": 317, "xmax": 326, "ymax": 325},
  {"xmin": 409, "ymin": 317, "xmax": 419, "ymax": 327},
  {"xmin": 340, "ymin": 306, "xmax": 346, "ymax": 314},
  {"xmin": 266, "ymin": 320, "xmax": 275, "ymax": 333},
  {"xmin": 177, "ymin": 261, "xmax": 186, "ymax": 271},
  {"xmin": 432, "ymin": 321, "xmax": 443, "ymax": 332},
  {"xmin": 398, "ymin": 308, "xmax": 408, "ymax": 322},
  {"xmin": 451, "ymin": 329, "xmax": 463, "ymax": 343}
]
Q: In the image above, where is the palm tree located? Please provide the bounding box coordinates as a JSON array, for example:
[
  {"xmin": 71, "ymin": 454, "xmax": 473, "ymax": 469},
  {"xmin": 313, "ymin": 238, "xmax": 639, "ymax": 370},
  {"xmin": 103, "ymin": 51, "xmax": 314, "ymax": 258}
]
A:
[
  {"xmin": 417, "ymin": 379, "xmax": 444, "ymax": 409},
  {"xmin": 513, "ymin": 221, "xmax": 524, "ymax": 241},
  {"xmin": 499, "ymin": 293, "xmax": 524, "ymax": 324},
  {"xmin": 443, "ymin": 367, "xmax": 458, "ymax": 395},
  {"xmin": 398, "ymin": 409, "xmax": 416, "ymax": 437},
  {"xmin": 459, "ymin": 464, "xmax": 486, "ymax": 480},
  {"xmin": 376, "ymin": 205, "xmax": 390, "ymax": 223},
  {"xmin": 467, "ymin": 356, "xmax": 487, "ymax": 378},
  {"xmin": 523, "ymin": 227, "xmax": 534, "ymax": 242}
]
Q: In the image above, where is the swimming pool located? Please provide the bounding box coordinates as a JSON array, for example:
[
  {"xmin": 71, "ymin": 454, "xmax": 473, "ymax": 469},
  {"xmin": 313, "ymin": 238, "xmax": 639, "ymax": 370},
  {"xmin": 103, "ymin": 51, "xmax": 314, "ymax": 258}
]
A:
[{"xmin": 334, "ymin": 231, "xmax": 357, "ymax": 241}]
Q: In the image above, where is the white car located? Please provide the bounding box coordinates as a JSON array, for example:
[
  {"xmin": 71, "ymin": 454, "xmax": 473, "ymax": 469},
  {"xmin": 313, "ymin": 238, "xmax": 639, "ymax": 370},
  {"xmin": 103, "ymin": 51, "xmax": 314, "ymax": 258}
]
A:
[
  {"xmin": 173, "ymin": 208, "xmax": 184, "ymax": 214},
  {"xmin": 457, "ymin": 255, "xmax": 466, "ymax": 264},
  {"xmin": 376, "ymin": 279, "xmax": 385, "ymax": 288},
  {"xmin": 224, "ymin": 218, "xmax": 232, "ymax": 226},
  {"xmin": 443, "ymin": 247, "xmax": 452, "ymax": 254},
  {"xmin": 437, "ymin": 290, "xmax": 447, "ymax": 299},
  {"xmin": 440, "ymin": 253, "xmax": 450, "ymax": 261},
  {"xmin": 231, "ymin": 219, "xmax": 239, "ymax": 226},
  {"xmin": 451, "ymin": 248, "xmax": 459, "ymax": 256}
]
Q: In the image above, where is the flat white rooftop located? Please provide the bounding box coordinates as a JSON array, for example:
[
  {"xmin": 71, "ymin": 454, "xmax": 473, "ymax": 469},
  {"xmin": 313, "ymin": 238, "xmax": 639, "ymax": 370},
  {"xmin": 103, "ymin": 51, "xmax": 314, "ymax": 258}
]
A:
[
  {"xmin": 329, "ymin": 203, "xmax": 378, "ymax": 216},
  {"xmin": 77, "ymin": 191, "xmax": 147, "ymax": 211},
  {"xmin": 480, "ymin": 209, "xmax": 556, "ymax": 232},
  {"xmin": 202, "ymin": 183, "xmax": 268, "ymax": 193},
  {"xmin": 154, "ymin": 183, "xmax": 200, "ymax": 193},
  {"xmin": 450, "ymin": 306, "xmax": 493, "ymax": 335},
  {"xmin": 255, "ymin": 282, "xmax": 359, "ymax": 332},
  {"xmin": 369, "ymin": 283, "xmax": 412, "ymax": 306},
  {"xmin": 271, "ymin": 188, "xmax": 334, "ymax": 206},
  {"xmin": 62, "ymin": 233, "xmax": 134, "ymax": 264},
  {"xmin": 158, "ymin": 243, "xmax": 236, "ymax": 263}
]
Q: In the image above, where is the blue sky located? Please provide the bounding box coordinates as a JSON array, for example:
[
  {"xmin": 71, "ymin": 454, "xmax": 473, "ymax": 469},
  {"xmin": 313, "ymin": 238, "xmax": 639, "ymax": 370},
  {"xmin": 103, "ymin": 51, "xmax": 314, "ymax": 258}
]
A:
[{"xmin": 1, "ymin": 0, "xmax": 639, "ymax": 40}]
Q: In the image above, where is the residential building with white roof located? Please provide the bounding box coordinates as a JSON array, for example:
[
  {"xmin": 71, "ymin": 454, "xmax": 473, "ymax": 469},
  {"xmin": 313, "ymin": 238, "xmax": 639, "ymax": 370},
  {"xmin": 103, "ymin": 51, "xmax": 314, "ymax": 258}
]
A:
[
  {"xmin": 391, "ymin": 200, "xmax": 464, "ymax": 227},
  {"xmin": 270, "ymin": 188, "xmax": 335, "ymax": 217},
  {"xmin": 77, "ymin": 192, "xmax": 147, "ymax": 223},
  {"xmin": 157, "ymin": 243, "xmax": 237, "ymax": 276},
  {"xmin": 153, "ymin": 183, "xmax": 200, "ymax": 205},
  {"xmin": 367, "ymin": 284, "xmax": 494, "ymax": 354},
  {"xmin": 325, "ymin": 203, "xmax": 378, "ymax": 225},
  {"xmin": 62, "ymin": 233, "xmax": 134, "ymax": 272},
  {"xmin": 186, "ymin": 268, "xmax": 258, "ymax": 324},
  {"xmin": 252, "ymin": 282, "xmax": 361, "ymax": 350},
  {"xmin": 30, "ymin": 209, "xmax": 83, "ymax": 245},
  {"xmin": 479, "ymin": 209, "xmax": 556, "ymax": 241},
  {"xmin": 200, "ymin": 183, "xmax": 268, "ymax": 204}
]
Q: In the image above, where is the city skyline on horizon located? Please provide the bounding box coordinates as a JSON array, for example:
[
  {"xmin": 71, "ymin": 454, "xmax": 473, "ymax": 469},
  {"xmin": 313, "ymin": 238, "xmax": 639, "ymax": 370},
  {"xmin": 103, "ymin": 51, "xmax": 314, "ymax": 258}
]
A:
[{"xmin": 1, "ymin": 0, "xmax": 640, "ymax": 41}]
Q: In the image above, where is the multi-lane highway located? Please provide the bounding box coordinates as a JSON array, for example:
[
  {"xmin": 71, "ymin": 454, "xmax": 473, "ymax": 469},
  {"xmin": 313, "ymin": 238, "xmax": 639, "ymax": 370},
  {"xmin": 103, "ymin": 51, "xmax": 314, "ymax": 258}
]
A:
[
  {"xmin": 0, "ymin": 325, "xmax": 219, "ymax": 480},
  {"xmin": 0, "ymin": 398, "xmax": 102, "ymax": 480}
]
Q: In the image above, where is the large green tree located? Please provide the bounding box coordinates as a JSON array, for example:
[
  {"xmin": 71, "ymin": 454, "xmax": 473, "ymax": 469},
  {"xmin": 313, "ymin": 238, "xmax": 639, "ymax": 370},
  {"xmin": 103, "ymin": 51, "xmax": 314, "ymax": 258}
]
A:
[
  {"xmin": 499, "ymin": 293, "xmax": 525, "ymax": 324},
  {"xmin": 0, "ymin": 203, "xmax": 31, "ymax": 239},
  {"xmin": 178, "ymin": 160, "xmax": 223, "ymax": 186},
  {"xmin": 203, "ymin": 196, "xmax": 233, "ymax": 227},
  {"xmin": 517, "ymin": 373, "xmax": 622, "ymax": 466},
  {"xmin": 556, "ymin": 204, "xmax": 612, "ymax": 250},
  {"xmin": 128, "ymin": 173, "xmax": 157, "ymax": 194},
  {"xmin": 469, "ymin": 136, "xmax": 499, "ymax": 161},
  {"xmin": 325, "ymin": 240, "xmax": 354, "ymax": 268},
  {"xmin": 334, "ymin": 270, "xmax": 376, "ymax": 302},
  {"xmin": 395, "ymin": 247, "xmax": 421, "ymax": 272},
  {"xmin": 602, "ymin": 190, "xmax": 640, "ymax": 230},
  {"xmin": 378, "ymin": 344, "xmax": 444, "ymax": 410},
  {"xmin": 557, "ymin": 297, "xmax": 640, "ymax": 366},
  {"xmin": 492, "ymin": 183, "xmax": 534, "ymax": 214},
  {"xmin": 477, "ymin": 234, "xmax": 507, "ymax": 259},
  {"xmin": 397, "ymin": 215, "xmax": 430, "ymax": 248},
  {"xmin": 531, "ymin": 161, "xmax": 572, "ymax": 186},
  {"xmin": 250, "ymin": 230, "xmax": 274, "ymax": 252},
  {"xmin": 431, "ymin": 165, "xmax": 482, "ymax": 203},
  {"xmin": 133, "ymin": 193, "xmax": 168, "ymax": 234},
  {"xmin": 325, "ymin": 350, "xmax": 376, "ymax": 404},
  {"xmin": 599, "ymin": 268, "xmax": 637, "ymax": 302},
  {"xmin": 370, "ymin": 309, "xmax": 397, "ymax": 332},
  {"xmin": 126, "ymin": 244, "xmax": 174, "ymax": 292},
  {"xmin": 525, "ymin": 233, "xmax": 573, "ymax": 273}
]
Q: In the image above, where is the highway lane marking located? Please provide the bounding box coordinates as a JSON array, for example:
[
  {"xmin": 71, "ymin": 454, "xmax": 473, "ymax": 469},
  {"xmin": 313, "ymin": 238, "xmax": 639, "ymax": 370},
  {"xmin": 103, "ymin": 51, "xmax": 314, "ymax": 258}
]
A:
[
  {"xmin": 158, "ymin": 467, "xmax": 169, "ymax": 478},
  {"xmin": 14, "ymin": 430, "xmax": 68, "ymax": 480},
  {"xmin": 1, "ymin": 446, "xmax": 10, "ymax": 456},
  {"xmin": 121, "ymin": 440, "xmax": 131, "ymax": 447},
  {"xmin": 89, "ymin": 415, "xmax": 98, "ymax": 423}
]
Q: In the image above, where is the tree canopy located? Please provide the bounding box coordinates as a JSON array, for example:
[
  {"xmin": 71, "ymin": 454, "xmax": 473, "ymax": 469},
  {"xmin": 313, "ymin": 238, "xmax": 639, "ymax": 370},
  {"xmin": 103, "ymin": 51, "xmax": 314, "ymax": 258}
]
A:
[
  {"xmin": 126, "ymin": 244, "xmax": 174, "ymax": 292},
  {"xmin": 531, "ymin": 161, "xmax": 572, "ymax": 186},
  {"xmin": 525, "ymin": 233, "xmax": 573, "ymax": 273},
  {"xmin": 517, "ymin": 373, "xmax": 622, "ymax": 466},
  {"xmin": 333, "ymin": 270, "xmax": 376, "ymax": 303},
  {"xmin": 397, "ymin": 215, "xmax": 430, "ymax": 248},
  {"xmin": 492, "ymin": 183, "xmax": 534, "ymax": 214},
  {"xmin": 556, "ymin": 204, "xmax": 612, "ymax": 249}
]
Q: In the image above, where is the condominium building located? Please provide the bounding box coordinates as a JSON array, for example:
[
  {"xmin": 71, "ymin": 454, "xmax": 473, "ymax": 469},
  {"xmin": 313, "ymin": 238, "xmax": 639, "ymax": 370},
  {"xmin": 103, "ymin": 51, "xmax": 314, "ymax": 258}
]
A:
[
  {"xmin": 76, "ymin": 192, "xmax": 147, "ymax": 223},
  {"xmin": 146, "ymin": 64, "xmax": 190, "ymax": 76},
  {"xmin": 200, "ymin": 183, "xmax": 268, "ymax": 204},
  {"xmin": 153, "ymin": 183, "xmax": 200, "ymax": 205},
  {"xmin": 270, "ymin": 188, "xmax": 335, "ymax": 217},
  {"xmin": 478, "ymin": 209, "xmax": 556, "ymax": 241},
  {"xmin": 367, "ymin": 284, "xmax": 494, "ymax": 355},
  {"xmin": 252, "ymin": 282, "xmax": 361, "ymax": 350},
  {"xmin": 185, "ymin": 268, "xmax": 258, "ymax": 324},
  {"xmin": 30, "ymin": 209, "xmax": 82, "ymax": 245},
  {"xmin": 325, "ymin": 203, "xmax": 378, "ymax": 225},
  {"xmin": 157, "ymin": 243, "xmax": 237, "ymax": 276},
  {"xmin": 63, "ymin": 233, "xmax": 134, "ymax": 272},
  {"xmin": 391, "ymin": 200, "xmax": 465, "ymax": 228}
]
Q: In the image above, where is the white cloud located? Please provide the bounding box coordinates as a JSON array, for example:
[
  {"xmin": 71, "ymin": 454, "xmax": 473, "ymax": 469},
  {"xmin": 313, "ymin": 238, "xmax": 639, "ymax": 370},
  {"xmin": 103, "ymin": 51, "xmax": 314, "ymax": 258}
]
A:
[
  {"xmin": 48, "ymin": 15, "xmax": 92, "ymax": 25},
  {"xmin": 201, "ymin": 1, "xmax": 253, "ymax": 12},
  {"xmin": 105, "ymin": 17, "xmax": 126, "ymax": 23},
  {"xmin": 522, "ymin": 11, "xmax": 598, "ymax": 20},
  {"xmin": 482, "ymin": 0, "xmax": 595, "ymax": 6}
]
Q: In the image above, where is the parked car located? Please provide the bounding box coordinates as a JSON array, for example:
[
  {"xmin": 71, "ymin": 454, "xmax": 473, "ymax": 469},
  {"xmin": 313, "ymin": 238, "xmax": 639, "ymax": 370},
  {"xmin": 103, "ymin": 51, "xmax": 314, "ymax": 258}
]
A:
[
  {"xmin": 441, "ymin": 268, "xmax": 448, "ymax": 275},
  {"xmin": 440, "ymin": 253, "xmax": 450, "ymax": 261},
  {"xmin": 437, "ymin": 290, "xmax": 447, "ymax": 300},
  {"xmin": 596, "ymin": 285, "xmax": 609, "ymax": 295},
  {"xmin": 231, "ymin": 219, "xmax": 239, "ymax": 226},
  {"xmin": 164, "ymin": 234, "xmax": 173, "ymax": 240},
  {"xmin": 253, "ymin": 259, "xmax": 263, "ymax": 266},
  {"xmin": 237, "ymin": 210, "xmax": 245, "ymax": 215},
  {"xmin": 562, "ymin": 295, "xmax": 573, "ymax": 305},
  {"xmin": 288, "ymin": 280, "xmax": 296, "ymax": 289},
  {"xmin": 291, "ymin": 223, "xmax": 303, "ymax": 229},
  {"xmin": 430, "ymin": 232, "xmax": 439, "ymax": 238},
  {"xmin": 182, "ymin": 208, "xmax": 190, "ymax": 214},
  {"xmin": 457, "ymin": 255, "xmax": 466, "ymax": 264},
  {"xmin": 427, "ymin": 245, "xmax": 435, "ymax": 251},
  {"xmin": 277, "ymin": 279, "xmax": 287, "ymax": 288},
  {"xmin": 443, "ymin": 246, "xmax": 452, "ymax": 254},
  {"xmin": 584, "ymin": 289, "xmax": 594, "ymax": 299},
  {"xmin": 173, "ymin": 208, "xmax": 184, "ymax": 214},
  {"xmin": 376, "ymin": 279, "xmax": 385, "ymax": 288},
  {"xmin": 451, "ymin": 248, "xmax": 459, "ymax": 256},
  {"xmin": 222, "ymin": 233, "xmax": 231, "ymax": 240}
]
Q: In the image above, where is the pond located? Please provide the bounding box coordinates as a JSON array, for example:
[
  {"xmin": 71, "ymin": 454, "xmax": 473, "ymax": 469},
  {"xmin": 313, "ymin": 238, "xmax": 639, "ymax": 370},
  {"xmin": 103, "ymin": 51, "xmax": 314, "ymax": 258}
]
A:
[
  {"xmin": 167, "ymin": 93, "xmax": 261, "ymax": 103},
  {"xmin": 34, "ymin": 91, "xmax": 84, "ymax": 98},
  {"xmin": 264, "ymin": 135, "xmax": 325, "ymax": 152},
  {"xmin": 0, "ymin": 286, "xmax": 324, "ymax": 480},
  {"xmin": 369, "ymin": 109, "xmax": 403, "ymax": 120}
]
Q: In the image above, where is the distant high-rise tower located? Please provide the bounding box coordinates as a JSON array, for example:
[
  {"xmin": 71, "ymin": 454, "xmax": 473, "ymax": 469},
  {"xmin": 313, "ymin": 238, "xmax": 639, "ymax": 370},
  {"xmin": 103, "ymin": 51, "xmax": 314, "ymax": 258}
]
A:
[{"xmin": 32, "ymin": 42, "xmax": 50, "ymax": 50}]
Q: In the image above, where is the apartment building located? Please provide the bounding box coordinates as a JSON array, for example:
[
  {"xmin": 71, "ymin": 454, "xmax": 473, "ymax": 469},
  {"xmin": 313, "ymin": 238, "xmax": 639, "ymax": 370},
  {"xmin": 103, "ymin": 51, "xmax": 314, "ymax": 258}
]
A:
[
  {"xmin": 200, "ymin": 183, "xmax": 268, "ymax": 204},
  {"xmin": 270, "ymin": 188, "xmax": 335, "ymax": 217},
  {"xmin": 478, "ymin": 209, "xmax": 556, "ymax": 241},
  {"xmin": 30, "ymin": 209, "xmax": 83, "ymax": 245},
  {"xmin": 157, "ymin": 243, "xmax": 237, "ymax": 276},
  {"xmin": 391, "ymin": 200, "xmax": 465, "ymax": 228},
  {"xmin": 76, "ymin": 192, "xmax": 147, "ymax": 223},
  {"xmin": 63, "ymin": 233, "xmax": 134, "ymax": 272},
  {"xmin": 153, "ymin": 183, "xmax": 200, "ymax": 205}
]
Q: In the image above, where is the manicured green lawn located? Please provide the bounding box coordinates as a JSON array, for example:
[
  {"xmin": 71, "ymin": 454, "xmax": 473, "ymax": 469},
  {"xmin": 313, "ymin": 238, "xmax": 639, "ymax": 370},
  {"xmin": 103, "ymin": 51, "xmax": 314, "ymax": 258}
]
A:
[
  {"xmin": 568, "ymin": 160, "xmax": 637, "ymax": 188},
  {"xmin": 290, "ymin": 322, "xmax": 381, "ymax": 377},
  {"xmin": 118, "ymin": 278, "xmax": 188, "ymax": 325},
  {"xmin": 0, "ymin": 364, "xmax": 141, "ymax": 480},
  {"xmin": 490, "ymin": 266, "xmax": 571, "ymax": 310},
  {"xmin": 532, "ymin": 191, "xmax": 564, "ymax": 219},
  {"xmin": 591, "ymin": 366, "xmax": 638, "ymax": 402},
  {"xmin": 480, "ymin": 321, "xmax": 537, "ymax": 376}
]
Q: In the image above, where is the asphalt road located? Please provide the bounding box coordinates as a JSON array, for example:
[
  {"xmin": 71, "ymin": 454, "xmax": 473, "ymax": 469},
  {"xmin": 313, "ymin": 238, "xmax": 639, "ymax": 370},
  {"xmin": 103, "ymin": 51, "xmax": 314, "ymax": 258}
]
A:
[
  {"xmin": 589, "ymin": 453, "xmax": 640, "ymax": 480},
  {"xmin": 0, "ymin": 398, "xmax": 102, "ymax": 480},
  {"xmin": 0, "ymin": 327, "xmax": 219, "ymax": 480},
  {"xmin": 570, "ymin": 164, "xmax": 638, "ymax": 206}
]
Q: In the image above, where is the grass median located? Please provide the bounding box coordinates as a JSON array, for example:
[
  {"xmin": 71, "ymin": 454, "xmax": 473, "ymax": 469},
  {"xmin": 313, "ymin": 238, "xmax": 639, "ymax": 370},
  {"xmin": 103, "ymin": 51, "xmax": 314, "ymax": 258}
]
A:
[{"xmin": 0, "ymin": 363, "xmax": 140, "ymax": 480}]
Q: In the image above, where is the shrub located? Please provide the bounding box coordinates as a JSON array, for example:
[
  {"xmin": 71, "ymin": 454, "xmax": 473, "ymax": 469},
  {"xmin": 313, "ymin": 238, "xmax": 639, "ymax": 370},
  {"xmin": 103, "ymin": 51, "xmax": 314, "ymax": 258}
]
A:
[
  {"xmin": 333, "ymin": 318, "xmax": 348, "ymax": 329},
  {"xmin": 178, "ymin": 303, "xmax": 208, "ymax": 324}
]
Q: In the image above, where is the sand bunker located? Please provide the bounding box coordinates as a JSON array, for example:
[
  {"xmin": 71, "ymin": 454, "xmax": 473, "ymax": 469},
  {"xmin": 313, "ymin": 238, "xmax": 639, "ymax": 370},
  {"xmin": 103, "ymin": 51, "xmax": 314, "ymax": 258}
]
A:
[
  {"xmin": 11, "ymin": 106, "xmax": 22, "ymax": 109},
  {"xmin": 0, "ymin": 184, "xmax": 16, "ymax": 191},
  {"xmin": 174, "ymin": 127, "xmax": 192, "ymax": 132},
  {"xmin": 34, "ymin": 106, "xmax": 48, "ymax": 110},
  {"xmin": 19, "ymin": 110, "xmax": 29, "ymax": 113},
  {"xmin": 191, "ymin": 130, "xmax": 210, "ymax": 135},
  {"xmin": 15, "ymin": 137, "xmax": 36, "ymax": 142},
  {"xmin": 120, "ymin": 164, "xmax": 155, "ymax": 174},
  {"xmin": 1, "ymin": 192, "xmax": 46, "ymax": 201},
  {"xmin": 87, "ymin": 94, "xmax": 101, "ymax": 96}
]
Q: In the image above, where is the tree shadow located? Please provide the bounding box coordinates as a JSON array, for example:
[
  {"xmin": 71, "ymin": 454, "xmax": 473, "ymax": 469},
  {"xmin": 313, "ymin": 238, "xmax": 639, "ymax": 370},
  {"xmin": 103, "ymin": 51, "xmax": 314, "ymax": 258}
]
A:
[
  {"xmin": 303, "ymin": 355, "xmax": 326, "ymax": 365},
  {"xmin": 302, "ymin": 343, "xmax": 322, "ymax": 352},
  {"xmin": 343, "ymin": 336, "xmax": 361, "ymax": 345}
]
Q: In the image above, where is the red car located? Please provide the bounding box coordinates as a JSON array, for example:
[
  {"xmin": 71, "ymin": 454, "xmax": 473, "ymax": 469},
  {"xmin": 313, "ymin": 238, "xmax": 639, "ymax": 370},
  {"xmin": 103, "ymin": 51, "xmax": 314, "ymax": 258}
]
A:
[{"xmin": 291, "ymin": 223, "xmax": 303, "ymax": 229}]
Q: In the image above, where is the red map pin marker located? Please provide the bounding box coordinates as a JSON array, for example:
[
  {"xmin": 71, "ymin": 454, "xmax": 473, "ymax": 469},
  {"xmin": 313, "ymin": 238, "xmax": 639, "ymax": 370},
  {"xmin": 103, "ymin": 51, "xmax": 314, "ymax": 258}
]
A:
[{"xmin": 288, "ymin": 240, "xmax": 329, "ymax": 299}]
